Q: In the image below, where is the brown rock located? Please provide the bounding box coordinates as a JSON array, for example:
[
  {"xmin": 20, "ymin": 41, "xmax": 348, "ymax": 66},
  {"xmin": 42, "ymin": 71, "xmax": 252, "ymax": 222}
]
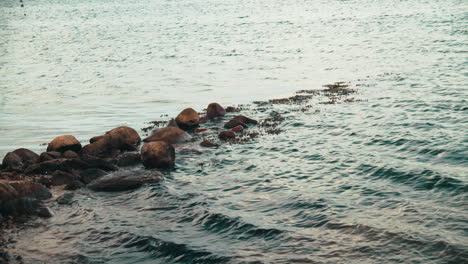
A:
[
  {"xmin": 232, "ymin": 115, "xmax": 258, "ymax": 125},
  {"xmin": 11, "ymin": 149, "xmax": 40, "ymax": 165},
  {"xmin": 63, "ymin": 150, "xmax": 79, "ymax": 159},
  {"xmin": 89, "ymin": 135, "xmax": 105, "ymax": 144},
  {"xmin": 231, "ymin": 125, "xmax": 244, "ymax": 133},
  {"xmin": 206, "ymin": 103, "xmax": 226, "ymax": 119},
  {"xmin": 141, "ymin": 141, "xmax": 175, "ymax": 169},
  {"xmin": 200, "ymin": 140, "xmax": 218, "ymax": 148},
  {"xmin": 2, "ymin": 149, "xmax": 40, "ymax": 171},
  {"xmin": 224, "ymin": 119, "xmax": 247, "ymax": 129},
  {"xmin": 39, "ymin": 151, "xmax": 62, "ymax": 162},
  {"xmin": 225, "ymin": 106, "xmax": 239, "ymax": 113},
  {"xmin": 106, "ymin": 126, "xmax": 141, "ymax": 151},
  {"xmin": 194, "ymin": 128, "xmax": 208, "ymax": 133},
  {"xmin": 199, "ymin": 116, "xmax": 210, "ymax": 124},
  {"xmin": 175, "ymin": 108, "xmax": 200, "ymax": 130},
  {"xmin": 218, "ymin": 131, "xmax": 236, "ymax": 140},
  {"xmin": 113, "ymin": 152, "xmax": 141, "ymax": 167},
  {"xmin": 50, "ymin": 170, "xmax": 80, "ymax": 186},
  {"xmin": 143, "ymin": 127, "xmax": 191, "ymax": 144},
  {"xmin": 81, "ymin": 138, "xmax": 112, "ymax": 158},
  {"xmin": 47, "ymin": 135, "xmax": 82, "ymax": 153}
]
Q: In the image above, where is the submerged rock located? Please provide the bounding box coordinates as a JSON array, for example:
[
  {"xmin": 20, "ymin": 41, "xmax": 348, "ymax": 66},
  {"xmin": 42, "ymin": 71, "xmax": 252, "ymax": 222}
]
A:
[
  {"xmin": 200, "ymin": 140, "xmax": 218, "ymax": 148},
  {"xmin": 224, "ymin": 119, "xmax": 247, "ymax": 129},
  {"xmin": 47, "ymin": 135, "xmax": 82, "ymax": 153},
  {"xmin": 175, "ymin": 108, "xmax": 200, "ymax": 130},
  {"xmin": 141, "ymin": 141, "xmax": 175, "ymax": 169},
  {"xmin": 87, "ymin": 170, "xmax": 161, "ymax": 192},
  {"xmin": 80, "ymin": 168, "xmax": 107, "ymax": 184},
  {"xmin": 232, "ymin": 115, "xmax": 258, "ymax": 125},
  {"xmin": 206, "ymin": 103, "xmax": 226, "ymax": 119},
  {"xmin": 143, "ymin": 127, "xmax": 191, "ymax": 144},
  {"xmin": 218, "ymin": 131, "xmax": 236, "ymax": 140},
  {"xmin": 231, "ymin": 125, "xmax": 244, "ymax": 133},
  {"xmin": 57, "ymin": 193, "xmax": 74, "ymax": 205}
]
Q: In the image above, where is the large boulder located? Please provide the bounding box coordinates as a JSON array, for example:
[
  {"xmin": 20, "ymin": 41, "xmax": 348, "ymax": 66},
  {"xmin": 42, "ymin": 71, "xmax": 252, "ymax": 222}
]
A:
[
  {"xmin": 47, "ymin": 135, "xmax": 82, "ymax": 153},
  {"xmin": 2, "ymin": 149, "xmax": 40, "ymax": 171},
  {"xmin": 175, "ymin": 108, "xmax": 200, "ymax": 130},
  {"xmin": 143, "ymin": 127, "xmax": 191, "ymax": 144},
  {"xmin": 105, "ymin": 126, "xmax": 141, "ymax": 151},
  {"xmin": 206, "ymin": 103, "xmax": 226, "ymax": 119},
  {"xmin": 141, "ymin": 141, "xmax": 175, "ymax": 169},
  {"xmin": 87, "ymin": 170, "xmax": 161, "ymax": 192}
]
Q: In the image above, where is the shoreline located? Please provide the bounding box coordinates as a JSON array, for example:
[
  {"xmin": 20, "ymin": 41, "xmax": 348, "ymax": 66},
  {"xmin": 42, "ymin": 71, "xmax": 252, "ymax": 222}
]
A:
[{"xmin": 0, "ymin": 82, "xmax": 358, "ymax": 263}]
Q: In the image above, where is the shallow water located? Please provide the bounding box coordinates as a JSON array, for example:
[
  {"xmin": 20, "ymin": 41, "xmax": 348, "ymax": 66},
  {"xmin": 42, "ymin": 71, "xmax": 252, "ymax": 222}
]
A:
[{"xmin": 1, "ymin": 0, "xmax": 467, "ymax": 263}]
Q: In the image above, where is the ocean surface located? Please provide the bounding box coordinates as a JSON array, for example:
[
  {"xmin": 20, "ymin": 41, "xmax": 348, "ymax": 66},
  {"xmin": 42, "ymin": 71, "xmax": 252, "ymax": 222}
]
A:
[{"xmin": 1, "ymin": 0, "xmax": 467, "ymax": 263}]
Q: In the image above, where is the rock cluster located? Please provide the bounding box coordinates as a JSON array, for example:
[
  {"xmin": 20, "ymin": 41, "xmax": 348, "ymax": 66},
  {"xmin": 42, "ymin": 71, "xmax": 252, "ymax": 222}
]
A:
[{"xmin": 0, "ymin": 103, "xmax": 258, "ymax": 228}]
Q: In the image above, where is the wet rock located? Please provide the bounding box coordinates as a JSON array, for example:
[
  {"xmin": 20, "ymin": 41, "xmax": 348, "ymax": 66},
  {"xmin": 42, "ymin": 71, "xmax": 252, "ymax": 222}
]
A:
[
  {"xmin": 175, "ymin": 108, "xmax": 200, "ymax": 130},
  {"xmin": 141, "ymin": 141, "xmax": 175, "ymax": 169},
  {"xmin": 231, "ymin": 125, "xmax": 244, "ymax": 133},
  {"xmin": 63, "ymin": 150, "xmax": 79, "ymax": 159},
  {"xmin": 225, "ymin": 106, "xmax": 239, "ymax": 113},
  {"xmin": 105, "ymin": 126, "xmax": 141, "ymax": 151},
  {"xmin": 89, "ymin": 135, "xmax": 105, "ymax": 144},
  {"xmin": 80, "ymin": 168, "xmax": 107, "ymax": 184},
  {"xmin": 143, "ymin": 127, "xmax": 192, "ymax": 144},
  {"xmin": 81, "ymin": 155, "xmax": 118, "ymax": 171},
  {"xmin": 37, "ymin": 175, "xmax": 52, "ymax": 188},
  {"xmin": 25, "ymin": 158, "xmax": 90, "ymax": 174},
  {"xmin": 206, "ymin": 103, "xmax": 226, "ymax": 119},
  {"xmin": 81, "ymin": 138, "xmax": 112, "ymax": 158},
  {"xmin": 113, "ymin": 152, "xmax": 141, "ymax": 167},
  {"xmin": 2, "ymin": 149, "xmax": 40, "ymax": 171},
  {"xmin": 200, "ymin": 140, "xmax": 217, "ymax": 148},
  {"xmin": 199, "ymin": 116, "xmax": 210, "ymax": 124},
  {"xmin": 65, "ymin": 180, "xmax": 85, "ymax": 190},
  {"xmin": 167, "ymin": 118, "xmax": 179, "ymax": 128},
  {"xmin": 8, "ymin": 181, "xmax": 52, "ymax": 200},
  {"xmin": 47, "ymin": 135, "xmax": 82, "ymax": 153},
  {"xmin": 87, "ymin": 170, "xmax": 161, "ymax": 192},
  {"xmin": 39, "ymin": 151, "xmax": 62, "ymax": 162},
  {"xmin": 37, "ymin": 206, "xmax": 53, "ymax": 217},
  {"xmin": 218, "ymin": 131, "xmax": 236, "ymax": 140},
  {"xmin": 224, "ymin": 119, "xmax": 247, "ymax": 129},
  {"xmin": 11, "ymin": 148, "xmax": 40, "ymax": 166},
  {"xmin": 194, "ymin": 128, "xmax": 208, "ymax": 133},
  {"xmin": 57, "ymin": 193, "xmax": 74, "ymax": 205},
  {"xmin": 232, "ymin": 115, "xmax": 258, "ymax": 125},
  {"xmin": 1, "ymin": 152, "xmax": 23, "ymax": 171},
  {"xmin": 51, "ymin": 171, "xmax": 80, "ymax": 186}
]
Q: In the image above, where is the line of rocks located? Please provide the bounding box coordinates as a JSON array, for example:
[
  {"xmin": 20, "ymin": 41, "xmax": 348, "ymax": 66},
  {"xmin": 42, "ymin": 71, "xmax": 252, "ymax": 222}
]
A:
[{"xmin": 0, "ymin": 102, "xmax": 258, "ymax": 229}]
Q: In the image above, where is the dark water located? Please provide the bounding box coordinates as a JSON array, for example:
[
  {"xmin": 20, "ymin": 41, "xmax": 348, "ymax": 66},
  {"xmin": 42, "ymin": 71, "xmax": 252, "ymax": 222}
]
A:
[{"xmin": 1, "ymin": 0, "xmax": 467, "ymax": 263}]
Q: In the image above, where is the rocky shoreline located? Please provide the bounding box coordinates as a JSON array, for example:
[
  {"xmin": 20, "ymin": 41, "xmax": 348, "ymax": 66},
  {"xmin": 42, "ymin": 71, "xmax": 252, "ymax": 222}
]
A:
[{"xmin": 0, "ymin": 83, "xmax": 358, "ymax": 263}]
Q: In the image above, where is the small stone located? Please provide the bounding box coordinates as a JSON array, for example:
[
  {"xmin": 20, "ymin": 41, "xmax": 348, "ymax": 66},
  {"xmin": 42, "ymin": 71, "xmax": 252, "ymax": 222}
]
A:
[
  {"xmin": 194, "ymin": 128, "xmax": 208, "ymax": 133},
  {"xmin": 231, "ymin": 125, "xmax": 244, "ymax": 133},
  {"xmin": 200, "ymin": 140, "xmax": 217, "ymax": 148},
  {"xmin": 225, "ymin": 106, "xmax": 239, "ymax": 112},
  {"xmin": 37, "ymin": 206, "xmax": 53, "ymax": 218},
  {"xmin": 57, "ymin": 193, "xmax": 74, "ymax": 205}
]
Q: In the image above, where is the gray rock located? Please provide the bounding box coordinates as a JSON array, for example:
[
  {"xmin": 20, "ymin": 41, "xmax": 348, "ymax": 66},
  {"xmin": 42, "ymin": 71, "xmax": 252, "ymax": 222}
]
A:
[{"xmin": 88, "ymin": 170, "xmax": 161, "ymax": 192}]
